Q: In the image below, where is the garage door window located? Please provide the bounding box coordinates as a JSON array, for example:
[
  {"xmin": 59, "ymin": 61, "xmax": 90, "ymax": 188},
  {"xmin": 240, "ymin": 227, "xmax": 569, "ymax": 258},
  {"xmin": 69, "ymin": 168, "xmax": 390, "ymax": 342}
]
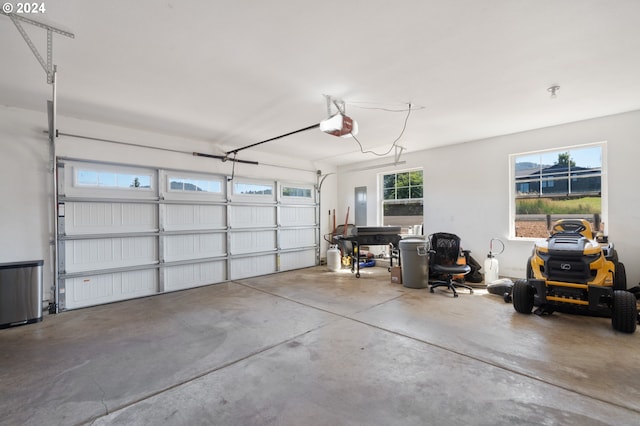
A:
[
  {"xmin": 234, "ymin": 182, "xmax": 273, "ymax": 196},
  {"xmin": 282, "ymin": 186, "xmax": 312, "ymax": 199},
  {"xmin": 169, "ymin": 177, "xmax": 222, "ymax": 193},
  {"xmin": 76, "ymin": 169, "xmax": 152, "ymax": 190}
]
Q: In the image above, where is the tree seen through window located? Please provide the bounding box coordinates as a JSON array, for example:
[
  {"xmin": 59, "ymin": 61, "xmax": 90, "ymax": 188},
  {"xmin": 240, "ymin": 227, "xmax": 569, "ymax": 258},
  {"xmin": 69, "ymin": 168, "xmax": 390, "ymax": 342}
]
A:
[
  {"xmin": 513, "ymin": 145, "xmax": 603, "ymax": 238},
  {"xmin": 381, "ymin": 169, "xmax": 423, "ymax": 232}
]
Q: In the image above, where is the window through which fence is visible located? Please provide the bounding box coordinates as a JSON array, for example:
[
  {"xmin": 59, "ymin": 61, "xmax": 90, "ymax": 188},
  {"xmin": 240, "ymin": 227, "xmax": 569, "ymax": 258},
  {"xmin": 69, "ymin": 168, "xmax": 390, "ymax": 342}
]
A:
[{"xmin": 512, "ymin": 143, "xmax": 605, "ymax": 239}]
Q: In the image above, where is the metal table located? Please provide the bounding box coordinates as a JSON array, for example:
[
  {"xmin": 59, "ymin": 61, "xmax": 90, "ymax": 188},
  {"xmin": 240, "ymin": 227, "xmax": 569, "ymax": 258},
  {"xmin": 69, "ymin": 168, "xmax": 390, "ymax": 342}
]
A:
[{"xmin": 335, "ymin": 227, "xmax": 401, "ymax": 278}]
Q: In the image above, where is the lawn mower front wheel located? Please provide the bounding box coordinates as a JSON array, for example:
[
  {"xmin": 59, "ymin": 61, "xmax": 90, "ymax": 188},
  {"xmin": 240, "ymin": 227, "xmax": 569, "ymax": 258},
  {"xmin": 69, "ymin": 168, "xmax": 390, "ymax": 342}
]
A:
[
  {"xmin": 512, "ymin": 279, "xmax": 534, "ymax": 314},
  {"xmin": 611, "ymin": 290, "xmax": 637, "ymax": 333}
]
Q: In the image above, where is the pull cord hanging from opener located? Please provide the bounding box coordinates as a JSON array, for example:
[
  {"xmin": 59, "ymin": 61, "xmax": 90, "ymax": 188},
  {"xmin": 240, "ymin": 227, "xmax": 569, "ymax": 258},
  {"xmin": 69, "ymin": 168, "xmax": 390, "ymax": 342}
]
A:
[
  {"xmin": 228, "ymin": 152, "xmax": 238, "ymax": 181},
  {"xmin": 222, "ymin": 123, "xmax": 321, "ymax": 181}
]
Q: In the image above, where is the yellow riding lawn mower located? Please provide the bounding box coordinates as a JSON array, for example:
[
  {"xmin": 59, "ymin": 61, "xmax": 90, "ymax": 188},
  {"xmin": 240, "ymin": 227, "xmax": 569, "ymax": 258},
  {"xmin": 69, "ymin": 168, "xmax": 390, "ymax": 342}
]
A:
[{"xmin": 512, "ymin": 219, "xmax": 639, "ymax": 333}]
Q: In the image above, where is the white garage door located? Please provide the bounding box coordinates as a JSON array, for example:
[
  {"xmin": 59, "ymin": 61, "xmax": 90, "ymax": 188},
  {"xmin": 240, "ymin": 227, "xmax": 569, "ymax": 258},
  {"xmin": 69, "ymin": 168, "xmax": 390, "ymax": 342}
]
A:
[{"xmin": 57, "ymin": 160, "xmax": 318, "ymax": 310}]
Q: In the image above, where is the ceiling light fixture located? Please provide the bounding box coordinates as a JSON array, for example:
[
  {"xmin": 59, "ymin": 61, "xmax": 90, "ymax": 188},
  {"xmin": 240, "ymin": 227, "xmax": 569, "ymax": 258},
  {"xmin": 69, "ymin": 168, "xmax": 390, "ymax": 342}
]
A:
[{"xmin": 547, "ymin": 85, "xmax": 560, "ymax": 99}]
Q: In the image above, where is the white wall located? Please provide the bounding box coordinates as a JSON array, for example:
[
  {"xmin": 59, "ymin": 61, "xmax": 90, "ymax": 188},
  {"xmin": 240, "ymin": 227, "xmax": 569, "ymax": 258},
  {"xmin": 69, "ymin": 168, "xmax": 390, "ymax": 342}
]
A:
[
  {"xmin": 0, "ymin": 105, "xmax": 337, "ymax": 306},
  {"xmin": 0, "ymin": 107, "xmax": 52, "ymax": 296},
  {"xmin": 337, "ymin": 110, "xmax": 640, "ymax": 285}
]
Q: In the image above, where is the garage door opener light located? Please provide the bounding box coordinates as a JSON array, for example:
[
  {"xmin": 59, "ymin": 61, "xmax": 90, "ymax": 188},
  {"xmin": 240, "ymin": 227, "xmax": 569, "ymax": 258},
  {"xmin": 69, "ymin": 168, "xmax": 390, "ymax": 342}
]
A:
[{"xmin": 319, "ymin": 113, "xmax": 358, "ymax": 138}]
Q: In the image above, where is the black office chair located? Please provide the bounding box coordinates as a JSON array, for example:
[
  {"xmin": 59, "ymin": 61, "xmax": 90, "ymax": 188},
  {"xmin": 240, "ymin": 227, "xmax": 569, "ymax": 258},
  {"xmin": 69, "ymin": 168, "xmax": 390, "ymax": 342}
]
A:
[{"xmin": 428, "ymin": 232, "xmax": 473, "ymax": 297}]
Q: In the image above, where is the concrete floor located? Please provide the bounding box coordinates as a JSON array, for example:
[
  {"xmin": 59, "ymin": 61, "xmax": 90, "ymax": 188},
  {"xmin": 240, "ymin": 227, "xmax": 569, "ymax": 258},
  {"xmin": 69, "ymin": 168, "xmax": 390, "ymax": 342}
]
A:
[{"xmin": 1, "ymin": 266, "xmax": 640, "ymax": 425}]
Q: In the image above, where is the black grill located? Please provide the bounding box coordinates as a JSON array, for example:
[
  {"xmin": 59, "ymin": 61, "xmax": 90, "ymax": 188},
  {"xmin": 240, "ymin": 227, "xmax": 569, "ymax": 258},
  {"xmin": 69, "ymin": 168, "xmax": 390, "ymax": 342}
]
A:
[{"xmin": 544, "ymin": 252, "xmax": 592, "ymax": 283}]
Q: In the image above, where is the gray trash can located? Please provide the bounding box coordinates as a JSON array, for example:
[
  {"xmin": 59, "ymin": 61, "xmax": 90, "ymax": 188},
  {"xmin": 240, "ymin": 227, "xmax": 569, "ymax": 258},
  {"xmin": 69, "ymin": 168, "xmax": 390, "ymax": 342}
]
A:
[
  {"xmin": 0, "ymin": 260, "xmax": 43, "ymax": 328},
  {"xmin": 399, "ymin": 237, "xmax": 429, "ymax": 289}
]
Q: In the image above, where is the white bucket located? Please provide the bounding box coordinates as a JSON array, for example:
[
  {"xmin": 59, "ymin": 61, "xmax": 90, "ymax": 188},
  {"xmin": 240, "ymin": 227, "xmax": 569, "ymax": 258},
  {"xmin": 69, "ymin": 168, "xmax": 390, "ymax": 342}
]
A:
[{"xmin": 327, "ymin": 245, "xmax": 341, "ymax": 272}]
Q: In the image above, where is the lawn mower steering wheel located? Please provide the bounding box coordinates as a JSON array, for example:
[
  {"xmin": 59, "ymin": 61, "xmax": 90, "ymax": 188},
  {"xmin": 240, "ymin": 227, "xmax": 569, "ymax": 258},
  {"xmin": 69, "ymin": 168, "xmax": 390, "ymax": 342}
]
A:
[{"xmin": 553, "ymin": 222, "xmax": 586, "ymax": 235}]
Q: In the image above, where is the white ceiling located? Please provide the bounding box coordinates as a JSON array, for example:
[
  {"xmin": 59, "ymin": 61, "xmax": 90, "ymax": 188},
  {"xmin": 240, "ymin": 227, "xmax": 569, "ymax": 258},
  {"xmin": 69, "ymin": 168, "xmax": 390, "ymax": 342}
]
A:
[{"xmin": 2, "ymin": 0, "xmax": 640, "ymax": 166}]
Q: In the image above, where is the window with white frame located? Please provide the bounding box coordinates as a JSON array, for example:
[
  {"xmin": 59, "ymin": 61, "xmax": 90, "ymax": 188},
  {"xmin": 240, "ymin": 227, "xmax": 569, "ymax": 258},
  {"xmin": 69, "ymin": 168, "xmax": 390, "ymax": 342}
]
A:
[
  {"xmin": 168, "ymin": 176, "xmax": 222, "ymax": 193},
  {"xmin": 381, "ymin": 169, "xmax": 423, "ymax": 233},
  {"xmin": 233, "ymin": 182, "xmax": 273, "ymax": 196},
  {"xmin": 282, "ymin": 186, "xmax": 312, "ymax": 198},
  {"xmin": 512, "ymin": 143, "xmax": 605, "ymax": 239},
  {"xmin": 76, "ymin": 169, "xmax": 152, "ymax": 190}
]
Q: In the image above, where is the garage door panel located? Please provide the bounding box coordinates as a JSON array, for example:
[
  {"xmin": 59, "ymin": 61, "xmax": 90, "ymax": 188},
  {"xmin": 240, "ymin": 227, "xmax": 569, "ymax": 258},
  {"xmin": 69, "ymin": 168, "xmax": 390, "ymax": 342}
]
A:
[
  {"xmin": 164, "ymin": 261, "xmax": 226, "ymax": 291},
  {"xmin": 64, "ymin": 269, "xmax": 157, "ymax": 310},
  {"xmin": 64, "ymin": 236, "xmax": 158, "ymax": 273},
  {"xmin": 164, "ymin": 233, "xmax": 226, "ymax": 262},
  {"xmin": 65, "ymin": 202, "xmax": 157, "ymax": 235},
  {"xmin": 280, "ymin": 249, "xmax": 316, "ymax": 271},
  {"xmin": 164, "ymin": 204, "xmax": 226, "ymax": 231},
  {"xmin": 229, "ymin": 206, "xmax": 276, "ymax": 228},
  {"xmin": 230, "ymin": 255, "xmax": 276, "ymax": 280},
  {"xmin": 230, "ymin": 230, "xmax": 276, "ymax": 254},
  {"xmin": 280, "ymin": 206, "xmax": 316, "ymax": 226},
  {"xmin": 280, "ymin": 229, "xmax": 316, "ymax": 249}
]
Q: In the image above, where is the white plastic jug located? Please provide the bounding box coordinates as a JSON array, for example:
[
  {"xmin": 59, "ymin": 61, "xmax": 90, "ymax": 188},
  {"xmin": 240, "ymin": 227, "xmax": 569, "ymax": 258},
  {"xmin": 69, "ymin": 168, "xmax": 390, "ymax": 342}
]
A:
[
  {"xmin": 484, "ymin": 238, "xmax": 504, "ymax": 284},
  {"xmin": 484, "ymin": 254, "xmax": 499, "ymax": 284}
]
